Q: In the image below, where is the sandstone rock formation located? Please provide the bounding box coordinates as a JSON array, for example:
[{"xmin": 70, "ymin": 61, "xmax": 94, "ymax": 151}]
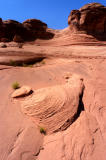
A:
[
  {"xmin": 0, "ymin": 3, "xmax": 106, "ymax": 43},
  {"xmin": 0, "ymin": 43, "xmax": 106, "ymax": 160},
  {"xmin": 23, "ymin": 19, "xmax": 47, "ymax": 40},
  {"xmin": 0, "ymin": 19, "xmax": 24, "ymax": 41},
  {"xmin": 0, "ymin": 18, "xmax": 54, "ymax": 42},
  {"xmin": 0, "ymin": 49, "xmax": 45, "ymax": 66},
  {"xmin": 11, "ymin": 86, "xmax": 32, "ymax": 98},
  {"xmin": 21, "ymin": 75, "xmax": 84, "ymax": 133},
  {"xmin": 68, "ymin": 3, "xmax": 106, "ymax": 40},
  {"xmin": 13, "ymin": 35, "xmax": 24, "ymax": 43}
]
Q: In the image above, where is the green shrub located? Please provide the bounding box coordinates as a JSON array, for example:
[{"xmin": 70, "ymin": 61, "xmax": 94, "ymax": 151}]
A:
[
  {"xmin": 12, "ymin": 82, "xmax": 20, "ymax": 90},
  {"xmin": 28, "ymin": 64, "xmax": 33, "ymax": 68},
  {"xmin": 22, "ymin": 63, "xmax": 33, "ymax": 68},
  {"xmin": 40, "ymin": 127, "xmax": 46, "ymax": 135}
]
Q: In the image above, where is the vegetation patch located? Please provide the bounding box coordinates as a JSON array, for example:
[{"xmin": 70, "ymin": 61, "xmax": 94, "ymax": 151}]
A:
[
  {"xmin": 9, "ymin": 57, "xmax": 46, "ymax": 67},
  {"xmin": 22, "ymin": 63, "xmax": 33, "ymax": 67},
  {"xmin": 12, "ymin": 82, "xmax": 20, "ymax": 90},
  {"xmin": 40, "ymin": 127, "xmax": 46, "ymax": 135}
]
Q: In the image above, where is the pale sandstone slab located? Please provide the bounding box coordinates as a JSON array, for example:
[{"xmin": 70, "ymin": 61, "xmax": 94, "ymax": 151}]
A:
[{"xmin": 12, "ymin": 86, "xmax": 32, "ymax": 98}]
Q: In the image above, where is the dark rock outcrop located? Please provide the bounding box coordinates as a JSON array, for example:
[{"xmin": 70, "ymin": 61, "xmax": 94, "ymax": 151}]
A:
[
  {"xmin": 0, "ymin": 20, "xmax": 24, "ymax": 41},
  {"xmin": 23, "ymin": 19, "xmax": 54, "ymax": 40},
  {"xmin": 13, "ymin": 35, "xmax": 24, "ymax": 42},
  {"xmin": 0, "ymin": 18, "xmax": 54, "ymax": 42},
  {"xmin": 23, "ymin": 19, "xmax": 47, "ymax": 37},
  {"xmin": 68, "ymin": 3, "xmax": 106, "ymax": 40}
]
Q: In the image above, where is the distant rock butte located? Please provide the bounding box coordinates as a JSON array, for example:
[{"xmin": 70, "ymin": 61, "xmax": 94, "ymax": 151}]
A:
[
  {"xmin": 68, "ymin": 3, "xmax": 106, "ymax": 40},
  {"xmin": 0, "ymin": 18, "xmax": 54, "ymax": 42}
]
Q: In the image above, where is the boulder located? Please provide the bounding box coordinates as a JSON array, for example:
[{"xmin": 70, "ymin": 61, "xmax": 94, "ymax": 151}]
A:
[
  {"xmin": 68, "ymin": 3, "xmax": 106, "ymax": 40},
  {"xmin": 12, "ymin": 86, "xmax": 32, "ymax": 98}
]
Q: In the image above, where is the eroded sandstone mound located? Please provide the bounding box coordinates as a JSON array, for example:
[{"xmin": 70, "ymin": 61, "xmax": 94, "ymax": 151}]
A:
[
  {"xmin": 0, "ymin": 18, "xmax": 54, "ymax": 42},
  {"xmin": 68, "ymin": 3, "xmax": 106, "ymax": 40},
  {"xmin": 21, "ymin": 75, "xmax": 84, "ymax": 134}
]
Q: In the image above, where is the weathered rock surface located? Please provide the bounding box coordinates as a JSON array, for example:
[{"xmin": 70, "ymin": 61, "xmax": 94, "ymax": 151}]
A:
[
  {"xmin": 68, "ymin": 3, "xmax": 106, "ymax": 40},
  {"xmin": 13, "ymin": 34, "xmax": 24, "ymax": 43},
  {"xmin": 37, "ymin": 112, "xmax": 105, "ymax": 160},
  {"xmin": 0, "ymin": 18, "xmax": 54, "ymax": 42},
  {"xmin": 0, "ymin": 49, "xmax": 46, "ymax": 66},
  {"xmin": 21, "ymin": 75, "xmax": 84, "ymax": 133},
  {"xmin": 0, "ymin": 46, "xmax": 106, "ymax": 159},
  {"xmin": 0, "ymin": 19, "xmax": 24, "ymax": 41},
  {"xmin": 12, "ymin": 86, "xmax": 32, "ymax": 98}
]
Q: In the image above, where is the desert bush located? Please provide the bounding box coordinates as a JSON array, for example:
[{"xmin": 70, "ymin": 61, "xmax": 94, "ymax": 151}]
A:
[
  {"xmin": 12, "ymin": 82, "xmax": 20, "ymax": 89},
  {"xmin": 22, "ymin": 63, "xmax": 33, "ymax": 67},
  {"xmin": 40, "ymin": 127, "xmax": 46, "ymax": 135}
]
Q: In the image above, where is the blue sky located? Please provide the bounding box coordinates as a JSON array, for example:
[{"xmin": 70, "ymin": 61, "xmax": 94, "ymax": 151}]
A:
[{"xmin": 0, "ymin": 0, "xmax": 106, "ymax": 29}]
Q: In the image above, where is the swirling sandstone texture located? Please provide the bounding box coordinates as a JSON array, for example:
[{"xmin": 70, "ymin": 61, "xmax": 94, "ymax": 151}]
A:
[{"xmin": 21, "ymin": 75, "xmax": 84, "ymax": 133}]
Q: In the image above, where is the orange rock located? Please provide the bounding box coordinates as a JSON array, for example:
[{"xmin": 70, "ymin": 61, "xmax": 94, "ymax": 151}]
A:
[
  {"xmin": 12, "ymin": 86, "xmax": 32, "ymax": 98},
  {"xmin": 68, "ymin": 3, "xmax": 106, "ymax": 40}
]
